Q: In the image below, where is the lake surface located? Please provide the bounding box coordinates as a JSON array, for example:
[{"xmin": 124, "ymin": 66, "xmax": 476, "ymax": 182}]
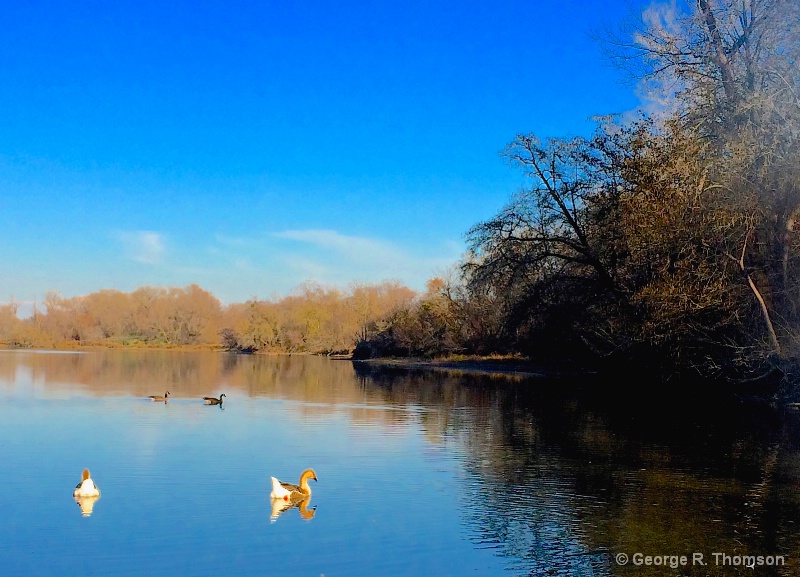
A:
[{"xmin": 1, "ymin": 350, "xmax": 799, "ymax": 577}]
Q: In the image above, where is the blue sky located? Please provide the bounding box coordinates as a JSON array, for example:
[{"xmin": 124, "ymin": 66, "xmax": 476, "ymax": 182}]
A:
[{"xmin": 0, "ymin": 0, "xmax": 650, "ymax": 311}]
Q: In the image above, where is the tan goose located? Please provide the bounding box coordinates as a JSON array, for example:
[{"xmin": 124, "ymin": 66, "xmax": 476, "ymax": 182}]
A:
[
  {"xmin": 270, "ymin": 468, "xmax": 318, "ymax": 502},
  {"xmin": 203, "ymin": 394, "xmax": 226, "ymax": 405},
  {"xmin": 149, "ymin": 391, "xmax": 170, "ymax": 402}
]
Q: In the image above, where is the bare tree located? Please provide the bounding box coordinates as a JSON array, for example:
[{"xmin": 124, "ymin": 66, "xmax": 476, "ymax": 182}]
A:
[
  {"xmin": 603, "ymin": 0, "xmax": 800, "ymax": 127},
  {"xmin": 601, "ymin": 0, "xmax": 800, "ymax": 364}
]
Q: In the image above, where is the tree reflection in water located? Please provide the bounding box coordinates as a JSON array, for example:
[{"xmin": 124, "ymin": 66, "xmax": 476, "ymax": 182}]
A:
[
  {"xmin": 354, "ymin": 363, "xmax": 800, "ymax": 577},
  {"xmin": 4, "ymin": 350, "xmax": 800, "ymax": 576}
]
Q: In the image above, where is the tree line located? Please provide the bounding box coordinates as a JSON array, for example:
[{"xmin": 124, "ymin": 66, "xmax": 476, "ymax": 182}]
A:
[
  {"xmin": 3, "ymin": 1, "xmax": 799, "ymax": 384},
  {"xmin": 0, "ymin": 281, "xmax": 416, "ymax": 354}
]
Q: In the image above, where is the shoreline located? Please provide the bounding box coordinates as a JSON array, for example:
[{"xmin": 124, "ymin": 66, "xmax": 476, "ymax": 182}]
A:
[
  {"xmin": 349, "ymin": 355, "xmax": 589, "ymax": 379},
  {"xmin": 0, "ymin": 343, "xmax": 586, "ymax": 378}
]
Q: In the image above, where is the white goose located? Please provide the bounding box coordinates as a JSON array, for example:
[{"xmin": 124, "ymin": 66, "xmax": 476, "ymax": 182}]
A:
[{"xmin": 73, "ymin": 468, "xmax": 101, "ymax": 498}]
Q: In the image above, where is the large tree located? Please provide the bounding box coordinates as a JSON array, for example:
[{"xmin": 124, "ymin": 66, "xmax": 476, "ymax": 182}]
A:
[
  {"xmin": 612, "ymin": 1, "xmax": 800, "ymax": 354},
  {"xmin": 464, "ymin": 127, "xmax": 634, "ymax": 362},
  {"xmin": 464, "ymin": 105, "xmax": 797, "ymax": 378}
]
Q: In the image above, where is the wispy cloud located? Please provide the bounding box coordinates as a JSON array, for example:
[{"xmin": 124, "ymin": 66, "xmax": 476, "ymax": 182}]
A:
[
  {"xmin": 274, "ymin": 229, "xmax": 402, "ymax": 263},
  {"xmin": 272, "ymin": 229, "xmax": 461, "ymax": 289},
  {"xmin": 114, "ymin": 231, "xmax": 165, "ymax": 264}
]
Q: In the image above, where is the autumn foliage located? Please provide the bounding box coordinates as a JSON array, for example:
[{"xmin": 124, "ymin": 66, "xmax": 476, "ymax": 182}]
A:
[{"xmin": 0, "ymin": 282, "xmax": 416, "ymax": 354}]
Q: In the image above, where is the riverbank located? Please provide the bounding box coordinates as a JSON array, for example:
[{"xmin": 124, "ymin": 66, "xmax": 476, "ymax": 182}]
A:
[
  {"xmin": 352, "ymin": 354, "xmax": 797, "ymax": 407},
  {"xmin": 349, "ymin": 354, "xmax": 591, "ymax": 379}
]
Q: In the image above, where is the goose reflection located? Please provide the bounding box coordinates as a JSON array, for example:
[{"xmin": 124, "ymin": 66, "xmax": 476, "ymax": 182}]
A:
[
  {"xmin": 269, "ymin": 495, "xmax": 316, "ymax": 523},
  {"xmin": 74, "ymin": 494, "xmax": 101, "ymax": 516}
]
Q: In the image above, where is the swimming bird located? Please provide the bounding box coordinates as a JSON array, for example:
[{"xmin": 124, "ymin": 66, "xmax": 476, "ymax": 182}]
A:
[
  {"xmin": 73, "ymin": 468, "xmax": 101, "ymax": 498},
  {"xmin": 149, "ymin": 391, "xmax": 170, "ymax": 402},
  {"xmin": 203, "ymin": 393, "xmax": 226, "ymax": 405},
  {"xmin": 270, "ymin": 468, "xmax": 318, "ymax": 502}
]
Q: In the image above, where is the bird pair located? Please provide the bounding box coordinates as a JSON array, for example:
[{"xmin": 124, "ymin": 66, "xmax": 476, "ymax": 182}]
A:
[
  {"xmin": 148, "ymin": 392, "xmax": 226, "ymax": 405},
  {"xmin": 74, "ymin": 466, "xmax": 317, "ymax": 502}
]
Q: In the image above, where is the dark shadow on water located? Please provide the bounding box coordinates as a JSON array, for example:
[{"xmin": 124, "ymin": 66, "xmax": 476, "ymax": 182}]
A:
[{"xmin": 353, "ymin": 362, "xmax": 800, "ymax": 577}]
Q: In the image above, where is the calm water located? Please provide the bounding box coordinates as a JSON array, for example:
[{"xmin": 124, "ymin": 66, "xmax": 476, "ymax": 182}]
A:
[{"xmin": 1, "ymin": 350, "xmax": 800, "ymax": 577}]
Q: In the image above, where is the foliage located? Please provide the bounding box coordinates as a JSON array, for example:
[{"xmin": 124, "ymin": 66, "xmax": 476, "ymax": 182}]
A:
[
  {"xmin": 454, "ymin": 0, "xmax": 800, "ymax": 381},
  {"xmin": 0, "ymin": 281, "xmax": 417, "ymax": 356}
]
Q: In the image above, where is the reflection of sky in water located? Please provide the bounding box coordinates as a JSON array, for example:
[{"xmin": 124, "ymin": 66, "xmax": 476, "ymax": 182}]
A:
[
  {"xmin": 1, "ymin": 350, "xmax": 800, "ymax": 577},
  {"xmin": 0, "ymin": 352, "xmax": 511, "ymax": 577}
]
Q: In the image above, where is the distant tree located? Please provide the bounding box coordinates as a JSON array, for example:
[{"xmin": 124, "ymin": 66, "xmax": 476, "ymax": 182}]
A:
[
  {"xmin": 0, "ymin": 301, "xmax": 21, "ymax": 343},
  {"xmin": 350, "ymin": 281, "xmax": 416, "ymax": 342},
  {"xmin": 219, "ymin": 327, "xmax": 240, "ymax": 352}
]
